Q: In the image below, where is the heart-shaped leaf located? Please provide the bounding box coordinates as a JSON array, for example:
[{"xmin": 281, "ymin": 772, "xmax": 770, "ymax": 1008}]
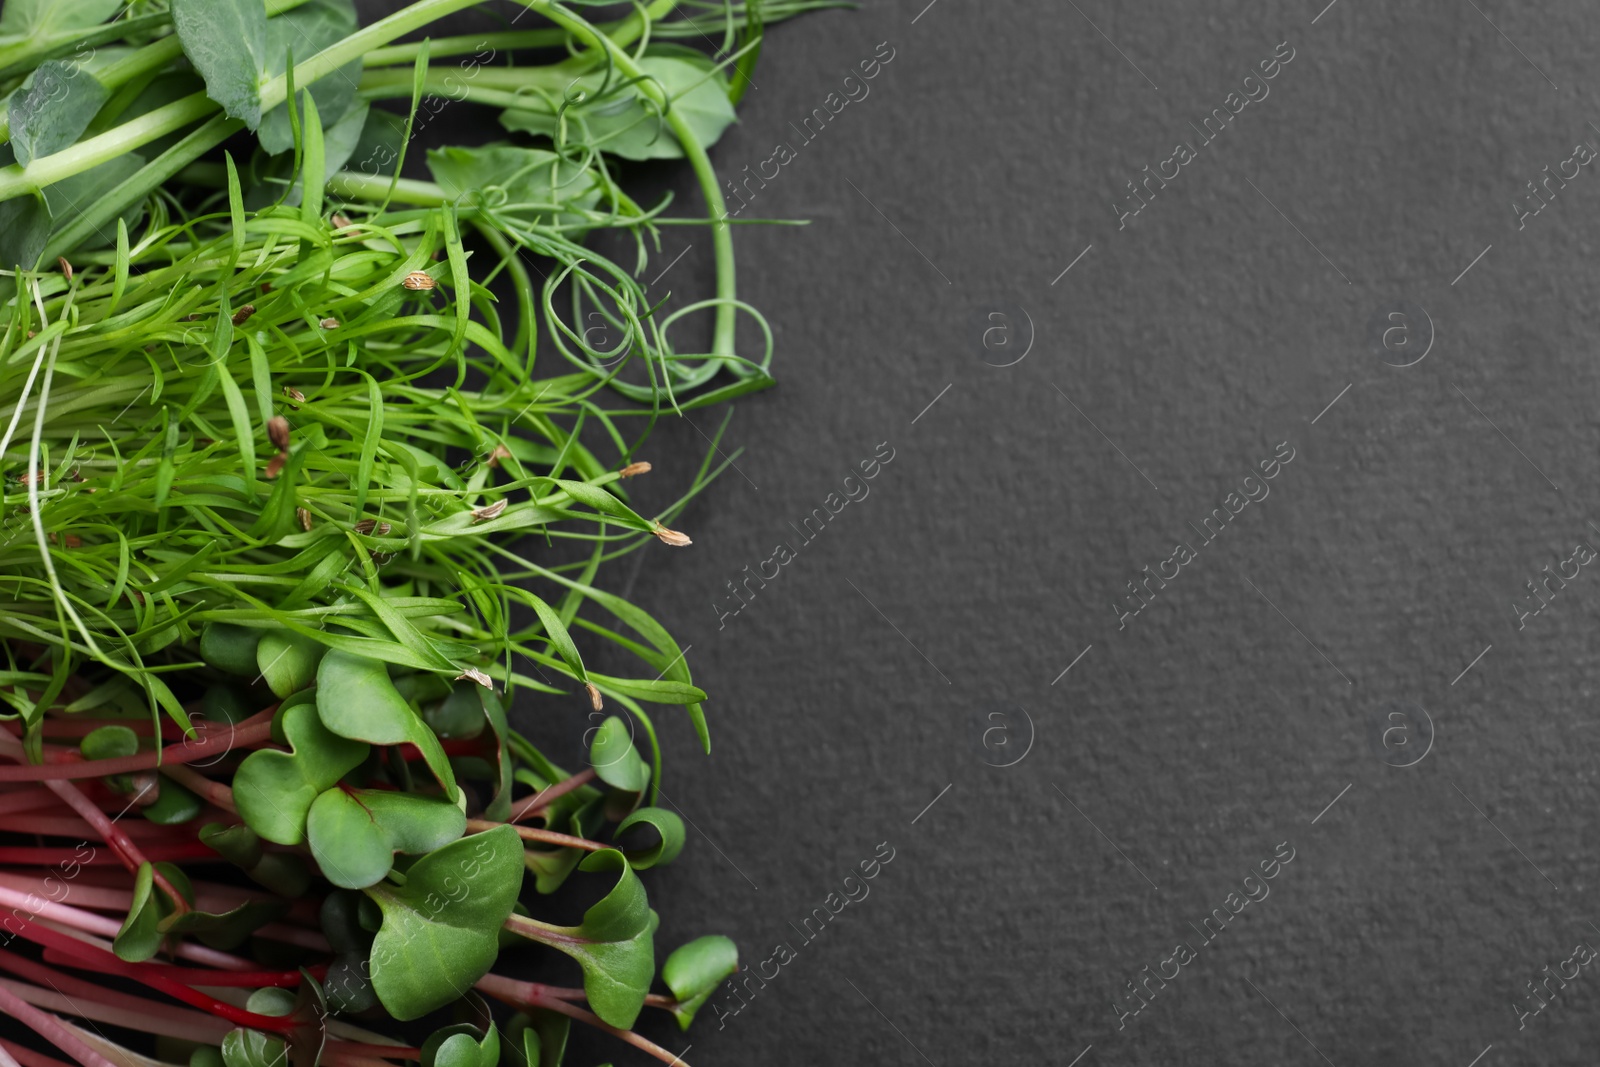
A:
[
  {"xmin": 363, "ymin": 826, "xmax": 523, "ymax": 1021},
  {"xmin": 233, "ymin": 700, "xmax": 367, "ymax": 845},
  {"xmin": 661, "ymin": 936, "xmax": 738, "ymax": 1030},
  {"xmin": 307, "ymin": 787, "xmax": 466, "ymax": 889},
  {"xmin": 316, "ymin": 652, "xmax": 456, "ymax": 799},
  {"xmin": 514, "ymin": 850, "xmax": 655, "ymax": 1029}
]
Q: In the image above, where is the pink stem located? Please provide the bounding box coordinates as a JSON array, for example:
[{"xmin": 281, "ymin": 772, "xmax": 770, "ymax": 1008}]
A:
[
  {"xmin": 508, "ymin": 769, "xmax": 596, "ymax": 821},
  {"xmin": 0, "ymin": 982, "xmax": 122, "ymax": 1067},
  {"xmin": 0, "ymin": 1037, "xmax": 77, "ymax": 1067},
  {"xmin": 478, "ymin": 977, "xmax": 692, "ymax": 1067},
  {"xmin": 36, "ymin": 776, "xmax": 189, "ymax": 914},
  {"xmin": 159, "ymin": 764, "xmax": 237, "ymax": 813},
  {"xmin": 464, "ymin": 819, "xmax": 604, "ymax": 852},
  {"xmin": 0, "ymin": 974, "xmax": 231, "ymax": 1044}
]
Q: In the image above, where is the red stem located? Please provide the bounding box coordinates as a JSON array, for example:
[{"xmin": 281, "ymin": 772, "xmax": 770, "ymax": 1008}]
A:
[
  {"xmin": 325, "ymin": 1044, "xmax": 421, "ymax": 1061},
  {"xmin": 0, "ymin": 951, "xmax": 233, "ymax": 1043},
  {"xmin": 38, "ymin": 775, "xmax": 189, "ymax": 914},
  {"xmin": 3, "ymin": 914, "xmax": 297, "ymax": 1033},
  {"xmin": 0, "ymin": 710, "xmax": 275, "ymax": 782},
  {"xmin": 0, "ymin": 843, "xmax": 220, "ymax": 865}
]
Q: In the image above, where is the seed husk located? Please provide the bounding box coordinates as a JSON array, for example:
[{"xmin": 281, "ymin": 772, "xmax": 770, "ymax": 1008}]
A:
[
  {"xmin": 266, "ymin": 416, "xmax": 290, "ymax": 451},
  {"xmin": 471, "ymin": 499, "xmax": 509, "ymax": 523},
  {"xmin": 456, "ymin": 667, "xmax": 494, "ymax": 689},
  {"xmin": 652, "ymin": 524, "xmax": 692, "ymax": 547}
]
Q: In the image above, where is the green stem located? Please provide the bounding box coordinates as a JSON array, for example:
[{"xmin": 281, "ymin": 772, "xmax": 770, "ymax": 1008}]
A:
[
  {"xmin": 0, "ymin": 0, "xmax": 314, "ymax": 142},
  {"xmin": 360, "ymin": 0, "xmax": 680, "ymax": 67},
  {"xmin": 537, "ymin": 2, "xmax": 738, "ymax": 362},
  {"xmin": 0, "ymin": 0, "xmax": 494, "ymax": 203}
]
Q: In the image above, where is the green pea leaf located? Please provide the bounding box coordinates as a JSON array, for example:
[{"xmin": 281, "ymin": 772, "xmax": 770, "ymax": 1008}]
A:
[
  {"xmin": 8, "ymin": 60, "xmax": 109, "ymax": 166},
  {"xmin": 0, "ymin": 0, "xmax": 121, "ymax": 38},
  {"xmin": 307, "ymin": 787, "xmax": 466, "ymax": 889},
  {"xmin": 257, "ymin": 0, "xmax": 360, "ymax": 155},
  {"xmin": 421, "ymin": 1023, "xmax": 498, "ymax": 1067},
  {"xmin": 661, "ymin": 936, "xmax": 738, "ymax": 1030},
  {"xmin": 520, "ymin": 850, "xmax": 655, "ymax": 1029},
  {"xmin": 363, "ymin": 826, "xmax": 523, "ymax": 1021},
  {"xmin": 316, "ymin": 651, "xmax": 456, "ymax": 799},
  {"xmin": 257, "ymin": 629, "xmax": 325, "ymax": 698},
  {"xmin": 233, "ymin": 701, "xmax": 367, "ymax": 845},
  {"xmin": 499, "ymin": 54, "xmax": 736, "ymax": 162},
  {"xmin": 613, "ymin": 807, "xmax": 684, "ymax": 870},
  {"xmin": 426, "ymin": 144, "xmax": 601, "ymax": 220},
  {"xmin": 588, "ymin": 716, "xmax": 648, "ymax": 793},
  {"xmin": 170, "ymin": 0, "xmax": 270, "ymax": 130},
  {"xmin": 202, "ymin": 623, "xmax": 262, "ymax": 677}
]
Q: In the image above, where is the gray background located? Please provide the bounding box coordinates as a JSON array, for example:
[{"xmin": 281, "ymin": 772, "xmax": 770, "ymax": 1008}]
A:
[{"xmin": 373, "ymin": 1, "xmax": 1600, "ymax": 1064}]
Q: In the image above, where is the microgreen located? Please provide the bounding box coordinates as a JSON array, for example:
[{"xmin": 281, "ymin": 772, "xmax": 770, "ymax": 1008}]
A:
[{"xmin": 0, "ymin": 0, "xmax": 843, "ymax": 1064}]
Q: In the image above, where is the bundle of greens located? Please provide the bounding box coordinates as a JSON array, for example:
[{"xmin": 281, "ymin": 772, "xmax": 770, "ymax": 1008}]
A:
[{"xmin": 0, "ymin": 1, "xmax": 842, "ymax": 1065}]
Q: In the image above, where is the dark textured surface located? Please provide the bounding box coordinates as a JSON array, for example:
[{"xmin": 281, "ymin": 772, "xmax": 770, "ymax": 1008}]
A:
[{"xmin": 367, "ymin": 1, "xmax": 1600, "ymax": 1064}]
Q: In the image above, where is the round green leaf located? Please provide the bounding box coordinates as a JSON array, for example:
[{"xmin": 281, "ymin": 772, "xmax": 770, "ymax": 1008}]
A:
[
  {"xmin": 257, "ymin": 630, "xmax": 326, "ymax": 699},
  {"xmin": 200, "ymin": 623, "xmax": 261, "ymax": 677},
  {"xmin": 81, "ymin": 724, "xmax": 137, "ymax": 761}
]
